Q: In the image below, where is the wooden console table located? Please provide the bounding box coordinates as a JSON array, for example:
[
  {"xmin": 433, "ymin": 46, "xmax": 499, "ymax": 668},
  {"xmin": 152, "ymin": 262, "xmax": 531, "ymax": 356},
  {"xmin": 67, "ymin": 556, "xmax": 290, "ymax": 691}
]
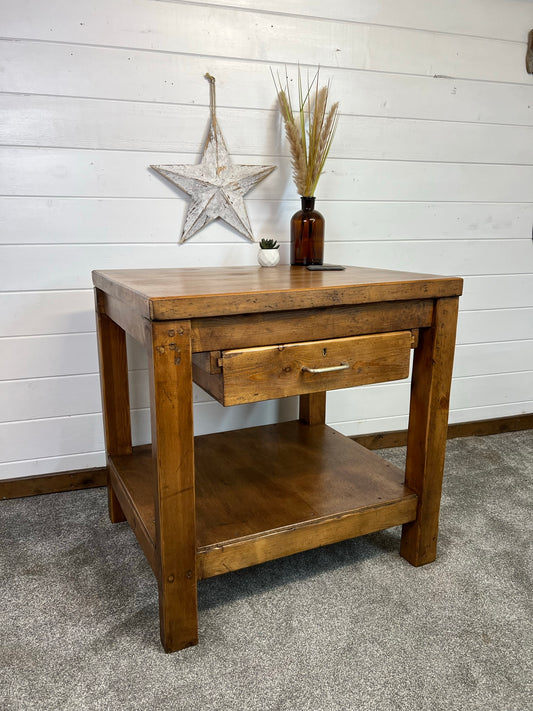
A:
[{"xmin": 93, "ymin": 265, "xmax": 462, "ymax": 653}]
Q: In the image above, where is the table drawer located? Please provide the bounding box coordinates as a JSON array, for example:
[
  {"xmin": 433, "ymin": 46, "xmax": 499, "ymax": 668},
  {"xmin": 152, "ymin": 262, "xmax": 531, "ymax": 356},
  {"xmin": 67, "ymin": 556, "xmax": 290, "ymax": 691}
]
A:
[{"xmin": 192, "ymin": 331, "xmax": 412, "ymax": 406}]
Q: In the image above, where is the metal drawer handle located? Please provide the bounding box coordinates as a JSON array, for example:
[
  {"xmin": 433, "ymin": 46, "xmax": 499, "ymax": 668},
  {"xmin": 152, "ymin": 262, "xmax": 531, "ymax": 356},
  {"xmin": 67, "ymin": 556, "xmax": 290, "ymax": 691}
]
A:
[{"xmin": 302, "ymin": 362, "xmax": 350, "ymax": 374}]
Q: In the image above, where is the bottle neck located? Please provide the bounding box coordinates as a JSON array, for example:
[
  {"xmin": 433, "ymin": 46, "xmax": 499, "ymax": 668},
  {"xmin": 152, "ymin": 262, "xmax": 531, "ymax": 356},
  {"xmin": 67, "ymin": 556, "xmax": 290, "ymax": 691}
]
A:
[{"xmin": 300, "ymin": 196, "xmax": 316, "ymax": 211}]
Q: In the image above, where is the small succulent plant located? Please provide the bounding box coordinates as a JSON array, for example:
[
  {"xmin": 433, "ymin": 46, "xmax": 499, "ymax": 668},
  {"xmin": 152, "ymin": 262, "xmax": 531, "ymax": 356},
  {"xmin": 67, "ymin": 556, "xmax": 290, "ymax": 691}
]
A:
[{"xmin": 259, "ymin": 238, "xmax": 280, "ymax": 249}]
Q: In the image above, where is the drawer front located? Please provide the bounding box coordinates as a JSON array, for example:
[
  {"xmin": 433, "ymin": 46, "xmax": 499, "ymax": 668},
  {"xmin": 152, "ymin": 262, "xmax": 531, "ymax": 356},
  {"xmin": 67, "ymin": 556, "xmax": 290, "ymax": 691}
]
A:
[{"xmin": 219, "ymin": 331, "xmax": 412, "ymax": 405}]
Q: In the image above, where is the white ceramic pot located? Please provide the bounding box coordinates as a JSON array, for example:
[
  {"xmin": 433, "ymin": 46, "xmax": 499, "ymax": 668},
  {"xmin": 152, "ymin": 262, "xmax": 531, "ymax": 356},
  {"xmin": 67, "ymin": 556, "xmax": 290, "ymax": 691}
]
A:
[{"xmin": 258, "ymin": 249, "xmax": 280, "ymax": 267}]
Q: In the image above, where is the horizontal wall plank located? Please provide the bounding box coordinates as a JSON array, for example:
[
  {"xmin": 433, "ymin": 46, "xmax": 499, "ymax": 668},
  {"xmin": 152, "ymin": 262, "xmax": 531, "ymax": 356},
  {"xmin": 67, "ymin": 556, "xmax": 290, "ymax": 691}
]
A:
[
  {"xmin": 4, "ymin": 148, "xmax": 533, "ymax": 203},
  {"xmin": 328, "ymin": 240, "xmax": 532, "ymax": 280},
  {"xmin": 1, "ymin": 273, "xmax": 532, "ymax": 339},
  {"xmin": 3, "ymin": 198, "xmax": 532, "ymax": 246},
  {"xmin": 0, "ymin": 334, "xmax": 211, "ymax": 403},
  {"xmin": 4, "ymin": 94, "xmax": 533, "ymax": 165},
  {"xmin": 460, "ymin": 275, "xmax": 533, "ymax": 311},
  {"xmin": 329, "ymin": 371, "xmax": 533, "ymax": 421},
  {"xmin": 123, "ymin": 385, "xmax": 533, "ymax": 443},
  {"xmin": 433, "ymin": 371, "xmax": 532, "ymax": 410},
  {"xmin": 0, "ymin": 333, "xmax": 98, "ymax": 380},
  {"xmin": 0, "ymin": 241, "xmax": 531, "ymax": 292},
  {"xmin": 3, "ymin": 340, "xmax": 532, "ymax": 423},
  {"xmin": 2, "ymin": 307, "xmax": 531, "ymax": 382},
  {"xmin": 1, "ymin": 310, "xmax": 531, "ymax": 384},
  {"xmin": 3, "ymin": 398, "xmax": 530, "ymax": 480},
  {"xmin": 0, "ymin": 451, "xmax": 107, "ymax": 480},
  {"xmin": 176, "ymin": 0, "xmax": 532, "ymax": 42},
  {"xmin": 0, "ymin": 374, "xmax": 103, "ymax": 423},
  {"xmin": 3, "ymin": 41, "xmax": 532, "ymax": 127},
  {"xmin": 457, "ymin": 309, "xmax": 533, "ymax": 344},
  {"xmin": 6, "ymin": 400, "xmax": 533, "ymax": 481},
  {"xmin": 0, "ymin": 290, "xmax": 96, "ymax": 335},
  {"xmin": 0, "ymin": 370, "xmax": 211, "ymax": 423},
  {"xmin": 0, "ymin": 396, "xmax": 298, "ymax": 465},
  {"xmin": 1, "ymin": 0, "xmax": 527, "ymax": 83},
  {"xmin": 0, "ymin": 331, "xmax": 114, "ymax": 380},
  {"xmin": 0, "ymin": 413, "xmax": 106, "ymax": 464},
  {"xmin": 453, "ymin": 341, "xmax": 533, "ymax": 377},
  {"xmin": 0, "ymin": 243, "xmax": 264, "ymax": 291},
  {"xmin": 1, "ymin": 370, "xmax": 531, "ymax": 473}
]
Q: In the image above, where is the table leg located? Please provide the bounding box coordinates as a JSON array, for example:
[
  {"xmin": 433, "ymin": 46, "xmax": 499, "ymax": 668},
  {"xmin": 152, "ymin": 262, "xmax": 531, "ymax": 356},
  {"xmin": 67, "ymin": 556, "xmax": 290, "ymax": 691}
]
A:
[
  {"xmin": 401, "ymin": 297, "xmax": 459, "ymax": 566},
  {"xmin": 94, "ymin": 289, "xmax": 131, "ymax": 523},
  {"xmin": 147, "ymin": 320, "xmax": 198, "ymax": 653},
  {"xmin": 299, "ymin": 391, "xmax": 326, "ymax": 425}
]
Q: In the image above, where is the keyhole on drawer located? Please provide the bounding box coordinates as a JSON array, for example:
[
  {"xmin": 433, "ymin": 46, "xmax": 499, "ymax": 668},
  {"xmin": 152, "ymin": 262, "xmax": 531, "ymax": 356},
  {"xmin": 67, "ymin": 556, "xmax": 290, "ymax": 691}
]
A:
[{"xmin": 323, "ymin": 348, "xmax": 327, "ymax": 356}]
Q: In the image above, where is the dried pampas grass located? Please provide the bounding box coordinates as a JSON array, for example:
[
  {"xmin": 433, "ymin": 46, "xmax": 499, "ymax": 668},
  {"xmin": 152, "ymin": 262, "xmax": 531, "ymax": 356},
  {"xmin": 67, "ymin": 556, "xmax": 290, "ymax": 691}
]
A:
[{"xmin": 272, "ymin": 66, "xmax": 339, "ymax": 197}]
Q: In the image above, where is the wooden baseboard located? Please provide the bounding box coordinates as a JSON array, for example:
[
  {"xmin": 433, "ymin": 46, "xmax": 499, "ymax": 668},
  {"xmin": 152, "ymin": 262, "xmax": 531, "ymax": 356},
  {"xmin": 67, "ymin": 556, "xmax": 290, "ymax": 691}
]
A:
[
  {"xmin": 352, "ymin": 413, "xmax": 533, "ymax": 450},
  {"xmin": 1, "ymin": 413, "xmax": 531, "ymax": 500},
  {"xmin": 0, "ymin": 467, "xmax": 107, "ymax": 501}
]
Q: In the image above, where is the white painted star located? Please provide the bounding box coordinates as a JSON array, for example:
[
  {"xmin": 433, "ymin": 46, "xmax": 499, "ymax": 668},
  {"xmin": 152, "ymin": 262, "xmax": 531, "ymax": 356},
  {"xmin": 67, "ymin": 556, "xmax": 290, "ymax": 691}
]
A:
[{"xmin": 152, "ymin": 119, "xmax": 276, "ymax": 243}]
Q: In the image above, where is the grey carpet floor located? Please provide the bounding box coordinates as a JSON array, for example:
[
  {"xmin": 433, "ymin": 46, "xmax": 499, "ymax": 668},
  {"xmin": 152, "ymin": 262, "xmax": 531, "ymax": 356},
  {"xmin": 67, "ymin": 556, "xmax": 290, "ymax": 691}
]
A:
[{"xmin": 1, "ymin": 431, "xmax": 532, "ymax": 711}]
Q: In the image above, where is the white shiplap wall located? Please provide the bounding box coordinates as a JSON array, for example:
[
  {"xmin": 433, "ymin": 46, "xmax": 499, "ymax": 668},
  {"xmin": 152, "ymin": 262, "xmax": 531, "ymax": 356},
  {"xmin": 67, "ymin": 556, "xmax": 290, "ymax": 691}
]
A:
[{"xmin": 1, "ymin": 0, "xmax": 532, "ymax": 479}]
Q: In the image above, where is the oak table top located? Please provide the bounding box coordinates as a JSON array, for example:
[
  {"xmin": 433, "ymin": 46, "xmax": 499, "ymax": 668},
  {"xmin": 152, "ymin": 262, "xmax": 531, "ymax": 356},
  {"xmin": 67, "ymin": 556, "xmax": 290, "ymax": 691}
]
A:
[{"xmin": 92, "ymin": 265, "xmax": 463, "ymax": 320}]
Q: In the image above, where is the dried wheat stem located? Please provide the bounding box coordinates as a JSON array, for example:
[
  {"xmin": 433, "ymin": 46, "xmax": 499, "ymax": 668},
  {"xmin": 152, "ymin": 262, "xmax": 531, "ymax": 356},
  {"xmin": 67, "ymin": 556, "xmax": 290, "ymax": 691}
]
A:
[
  {"xmin": 285, "ymin": 122, "xmax": 307, "ymax": 195},
  {"xmin": 273, "ymin": 67, "xmax": 339, "ymax": 197}
]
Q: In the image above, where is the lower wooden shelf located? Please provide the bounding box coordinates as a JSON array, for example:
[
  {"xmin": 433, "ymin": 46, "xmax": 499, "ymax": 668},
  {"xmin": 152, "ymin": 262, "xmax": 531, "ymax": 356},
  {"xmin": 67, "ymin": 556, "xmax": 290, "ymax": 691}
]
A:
[{"xmin": 109, "ymin": 421, "xmax": 417, "ymax": 580}]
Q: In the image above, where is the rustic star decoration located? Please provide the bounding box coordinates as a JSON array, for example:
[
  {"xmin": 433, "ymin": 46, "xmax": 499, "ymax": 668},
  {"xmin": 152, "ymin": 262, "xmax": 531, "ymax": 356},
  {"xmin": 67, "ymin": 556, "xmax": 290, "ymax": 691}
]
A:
[{"xmin": 151, "ymin": 74, "xmax": 276, "ymax": 243}]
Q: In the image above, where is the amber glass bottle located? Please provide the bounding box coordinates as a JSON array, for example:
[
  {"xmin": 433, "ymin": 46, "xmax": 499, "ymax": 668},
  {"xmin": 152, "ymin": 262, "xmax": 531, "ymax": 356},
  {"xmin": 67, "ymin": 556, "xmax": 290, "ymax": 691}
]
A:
[{"xmin": 290, "ymin": 197, "xmax": 324, "ymax": 266}]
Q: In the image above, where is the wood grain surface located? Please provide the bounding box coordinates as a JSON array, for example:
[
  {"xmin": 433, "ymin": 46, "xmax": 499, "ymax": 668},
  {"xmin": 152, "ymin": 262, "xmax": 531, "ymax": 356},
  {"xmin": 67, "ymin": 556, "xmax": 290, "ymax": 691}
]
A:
[
  {"xmin": 146, "ymin": 319, "xmax": 198, "ymax": 653},
  {"xmin": 401, "ymin": 297, "xmax": 460, "ymax": 566},
  {"xmin": 107, "ymin": 422, "xmax": 418, "ymax": 581},
  {"xmin": 92, "ymin": 266, "xmax": 463, "ymax": 320},
  {"xmin": 215, "ymin": 331, "xmax": 411, "ymax": 405}
]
